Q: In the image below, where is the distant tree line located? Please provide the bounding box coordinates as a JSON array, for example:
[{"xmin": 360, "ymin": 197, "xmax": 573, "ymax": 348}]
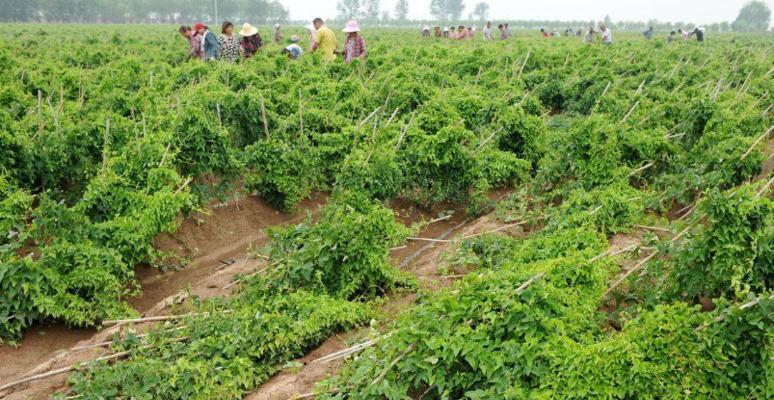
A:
[
  {"xmin": 0, "ymin": 0, "xmax": 289, "ymax": 24},
  {"xmin": 1, "ymin": 0, "xmax": 770, "ymax": 33}
]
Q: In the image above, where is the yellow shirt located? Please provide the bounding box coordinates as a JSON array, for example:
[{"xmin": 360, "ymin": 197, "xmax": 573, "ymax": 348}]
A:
[{"xmin": 314, "ymin": 25, "xmax": 338, "ymax": 62}]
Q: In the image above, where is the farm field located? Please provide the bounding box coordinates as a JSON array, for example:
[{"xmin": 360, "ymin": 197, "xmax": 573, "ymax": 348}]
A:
[{"xmin": 0, "ymin": 24, "xmax": 773, "ymax": 399}]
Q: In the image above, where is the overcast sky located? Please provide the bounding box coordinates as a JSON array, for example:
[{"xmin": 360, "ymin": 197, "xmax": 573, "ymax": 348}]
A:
[{"xmin": 285, "ymin": 0, "xmax": 774, "ymax": 26}]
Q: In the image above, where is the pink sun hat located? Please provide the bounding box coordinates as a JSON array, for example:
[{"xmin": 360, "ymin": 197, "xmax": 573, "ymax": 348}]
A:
[{"xmin": 342, "ymin": 20, "xmax": 361, "ymax": 33}]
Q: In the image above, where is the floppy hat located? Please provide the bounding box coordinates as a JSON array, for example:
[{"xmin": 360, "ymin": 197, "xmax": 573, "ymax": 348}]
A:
[
  {"xmin": 239, "ymin": 23, "xmax": 258, "ymax": 37},
  {"xmin": 342, "ymin": 20, "xmax": 360, "ymax": 33}
]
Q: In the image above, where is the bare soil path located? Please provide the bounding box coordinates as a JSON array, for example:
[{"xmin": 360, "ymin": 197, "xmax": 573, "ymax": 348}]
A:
[{"xmin": 0, "ymin": 194, "xmax": 326, "ymax": 399}]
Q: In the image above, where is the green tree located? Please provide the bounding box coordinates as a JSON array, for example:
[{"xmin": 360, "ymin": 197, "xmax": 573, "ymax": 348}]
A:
[
  {"xmin": 337, "ymin": 0, "xmax": 361, "ymax": 20},
  {"xmin": 732, "ymin": 0, "xmax": 772, "ymax": 32},
  {"xmin": 394, "ymin": 0, "xmax": 409, "ymax": 22},
  {"xmin": 430, "ymin": 0, "xmax": 465, "ymax": 21},
  {"xmin": 363, "ymin": 0, "xmax": 380, "ymax": 21},
  {"xmin": 472, "ymin": 2, "xmax": 489, "ymax": 21},
  {"xmin": 603, "ymin": 14, "xmax": 613, "ymax": 28}
]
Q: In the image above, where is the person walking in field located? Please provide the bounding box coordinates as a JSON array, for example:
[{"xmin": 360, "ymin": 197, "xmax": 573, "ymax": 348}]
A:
[
  {"xmin": 273, "ymin": 23, "xmax": 282, "ymax": 44},
  {"xmin": 483, "ymin": 21, "xmax": 493, "ymax": 40},
  {"xmin": 434, "ymin": 26, "xmax": 443, "ymax": 37},
  {"xmin": 340, "ymin": 21, "xmax": 366, "ymax": 64},
  {"xmin": 311, "ymin": 18, "xmax": 338, "ymax": 62},
  {"xmin": 218, "ymin": 21, "xmax": 242, "ymax": 62},
  {"xmin": 239, "ymin": 23, "xmax": 263, "ymax": 59},
  {"xmin": 195, "ymin": 23, "xmax": 220, "ymax": 61},
  {"xmin": 600, "ymin": 24, "xmax": 612, "ymax": 45},
  {"xmin": 422, "ymin": 25, "xmax": 431, "ymax": 37},
  {"xmin": 179, "ymin": 25, "xmax": 202, "ymax": 61},
  {"xmin": 282, "ymin": 36, "xmax": 304, "ymax": 60},
  {"xmin": 667, "ymin": 30, "xmax": 676, "ymax": 43}
]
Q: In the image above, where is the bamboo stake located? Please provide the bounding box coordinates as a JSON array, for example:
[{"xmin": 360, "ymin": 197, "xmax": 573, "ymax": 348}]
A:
[
  {"xmin": 633, "ymin": 224, "xmax": 672, "ymax": 233},
  {"xmin": 102, "ymin": 313, "xmax": 196, "ymax": 327},
  {"xmin": 222, "ymin": 261, "xmax": 280, "ymax": 290},
  {"xmin": 515, "ymin": 272, "xmax": 546, "ymax": 294},
  {"xmin": 371, "ymin": 343, "xmax": 416, "ymax": 386},
  {"xmin": 756, "ymin": 176, "xmax": 774, "ymax": 198},
  {"xmin": 0, "ymin": 338, "xmax": 188, "ymax": 393},
  {"xmin": 173, "ymin": 177, "xmax": 193, "ymax": 195},
  {"xmin": 406, "ymin": 237, "xmax": 452, "ymax": 244},
  {"xmin": 394, "ymin": 114, "xmax": 414, "ymax": 152},
  {"xmin": 516, "ymin": 49, "xmax": 531, "ymax": 80},
  {"xmin": 603, "ymin": 250, "xmax": 661, "ymax": 297},
  {"xmin": 159, "ymin": 143, "xmax": 172, "ymax": 167},
  {"xmin": 740, "ymin": 124, "xmax": 774, "ymax": 160},
  {"xmin": 101, "ymin": 117, "xmax": 110, "ymax": 170},
  {"xmin": 461, "ymin": 221, "xmax": 529, "ymax": 239},
  {"xmin": 386, "ymin": 107, "xmax": 400, "ymax": 126},
  {"xmin": 622, "ymin": 101, "xmax": 640, "ymax": 123},
  {"xmin": 259, "ymin": 94, "xmax": 269, "ymax": 139},
  {"xmin": 628, "ymin": 162, "xmax": 653, "ymax": 177},
  {"xmin": 476, "ymin": 127, "xmax": 504, "ymax": 150},
  {"xmin": 695, "ymin": 294, "xmax": 774, "ymax": 331},
  {"xmin": 312, "ymin": 334, "xmax": 391, "ymax": 364},
  {"xmin": 37, "ymin": 90, "xmax": 43, "ymax": 131},
  {"xmin": 358, "ymin": 106, "xmax": 382, "ymax": 129},
  {"xmin": 299, "ymin": 89, "xmax": 304, "ymax": 138}
]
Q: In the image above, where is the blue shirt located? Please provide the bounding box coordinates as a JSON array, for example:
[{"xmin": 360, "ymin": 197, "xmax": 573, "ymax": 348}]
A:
[
  {"xmin": 203, "ymin": 31, "xmax": 221, "ymax": 60},
  {"xmin": 285, "ymin": 44, "xmax": 303, "ymax": 59}
]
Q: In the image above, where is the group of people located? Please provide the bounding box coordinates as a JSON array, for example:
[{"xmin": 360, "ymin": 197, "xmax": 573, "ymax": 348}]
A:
[
  {"xmin": 179, "ymin": 18, "xmax": 367, "ymax": 64},
  {"xmin": 423, "ymin": 24, "xmax": 483, "ymax": 40}
]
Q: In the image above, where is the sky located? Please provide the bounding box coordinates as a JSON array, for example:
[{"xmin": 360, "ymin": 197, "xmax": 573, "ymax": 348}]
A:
[{"xmin": 284, "ymin": 0, "xmax": 774, "ymax": 26}]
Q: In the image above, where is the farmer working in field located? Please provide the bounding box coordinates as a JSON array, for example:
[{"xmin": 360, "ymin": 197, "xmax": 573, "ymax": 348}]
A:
[
  {"xmin": 600, "ymin": 24, "xmax": 613, "ymax": 45},
  {"xmin": 282, "ymin": 36, "xmax": 304, "ymax": 60},
  {"xmin": 195, "ymin": 23, "xmax": 220, "ymax": 61},
  {"xmin": 483, "ymin": 21, "xmax": 493, "ymax": 40},
  {"xmin": 690, "ymin": 26, "xmax": 705, "ymax": 42},
  {"xmin": 339, "ymin": 21, "xmax": 367, "ymax": 64},
  {"xmin": 311, "ymin": 18, "xmax": 338, "ymax": 62},
  {"xmin": 274, "ymin": 23, "xmax": 282, "ymax": 44},
  {"xmin": 179, "ymin": 25, "xmax": 202, "ymax": 61}
]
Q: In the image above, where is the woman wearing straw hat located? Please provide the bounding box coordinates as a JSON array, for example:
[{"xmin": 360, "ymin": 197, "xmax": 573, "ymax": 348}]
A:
[
  {"xmin": 339, "ymin": 20, "xmax": 366, "ymax": 64},
  {"xmin": 239, "ymin": 23, "xmax": 263, "ymax": 59}
]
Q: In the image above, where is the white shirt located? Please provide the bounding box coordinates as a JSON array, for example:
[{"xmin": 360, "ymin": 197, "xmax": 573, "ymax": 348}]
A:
[
  {"xmin": 483, "ymin": 26, "xmax": 492, "ymax": 40},
  {"xmin": 602, "ymin": 28, "xmax": 612, "ymax": 44}
]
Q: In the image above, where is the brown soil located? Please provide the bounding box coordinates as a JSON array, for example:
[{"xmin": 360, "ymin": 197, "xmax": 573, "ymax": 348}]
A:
[
  {"xmin": 0, "ymin": 194, "xmax": 326, "ymax": 399},
  {"xmin": 756, "ymin": 138, "xmax": 774, "ymax": 181},
  {"xmin": 0, "ymin": 191, "xmax": 526, "ymax": 399},
  {"xmin": 245, "ymin": 209, "xmax": 529, "ymax": 400}
]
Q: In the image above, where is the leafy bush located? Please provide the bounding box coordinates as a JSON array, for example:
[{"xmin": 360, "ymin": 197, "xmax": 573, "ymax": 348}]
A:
[
  {"xmin": 670, "ymin": 185, "xmax": 773, "ymax": 300},
  {"xmin": 266, "ymin": 192, "xmax": 415, "ymax": 300}
]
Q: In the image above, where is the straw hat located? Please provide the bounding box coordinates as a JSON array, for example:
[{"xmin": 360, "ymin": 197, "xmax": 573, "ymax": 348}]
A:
[
  {"xmin": 239, "ymin": 23, "xmax": 258, "ymax": 37},
  {"xmin": 342, "ymin": 20, "xmax": 361, "ymax": 33}
]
